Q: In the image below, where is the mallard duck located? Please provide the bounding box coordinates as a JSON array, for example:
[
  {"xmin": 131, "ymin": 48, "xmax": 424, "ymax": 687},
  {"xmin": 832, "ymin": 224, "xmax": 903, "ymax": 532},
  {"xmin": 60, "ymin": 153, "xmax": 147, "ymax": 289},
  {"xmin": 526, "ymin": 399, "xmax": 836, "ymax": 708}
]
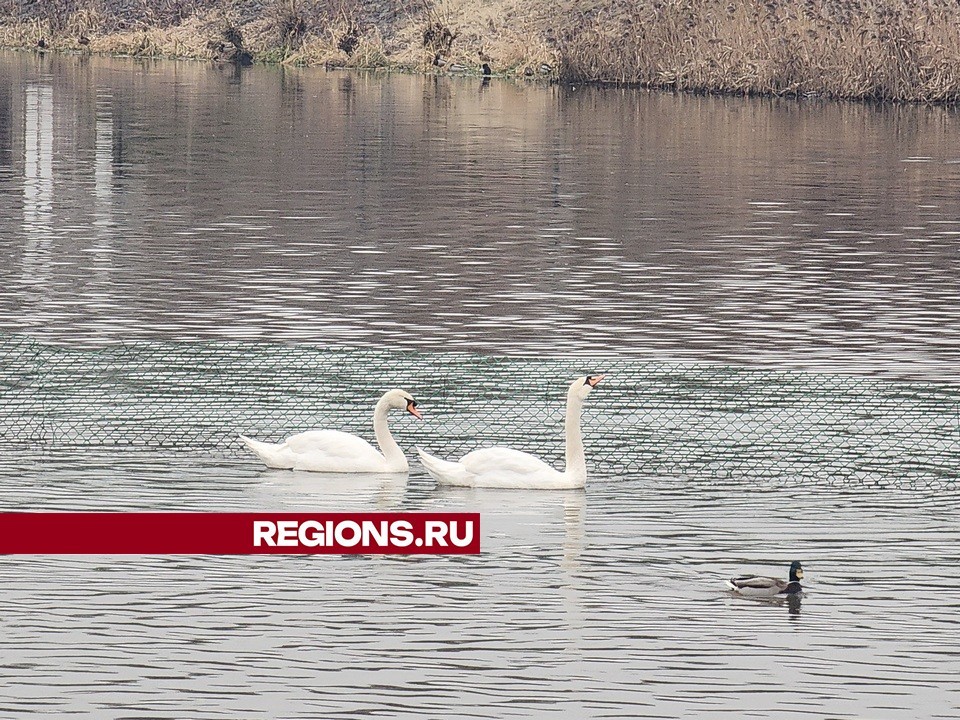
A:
[{"xmin": 726, "ymin": 561, "xmax": 804, "ymax": 596}]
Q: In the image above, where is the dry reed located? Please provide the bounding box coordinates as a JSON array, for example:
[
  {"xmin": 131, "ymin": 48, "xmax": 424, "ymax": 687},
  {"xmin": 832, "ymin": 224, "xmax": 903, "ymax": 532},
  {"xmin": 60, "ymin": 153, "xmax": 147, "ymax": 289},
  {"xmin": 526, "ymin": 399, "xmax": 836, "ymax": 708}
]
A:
[
  {"xmin": 556, "ymin": 0, "xmax": 960, "ymax": 101},
  {"xmin": 3, "ymin": 0, "xmax": 960, "ymax": 100}
]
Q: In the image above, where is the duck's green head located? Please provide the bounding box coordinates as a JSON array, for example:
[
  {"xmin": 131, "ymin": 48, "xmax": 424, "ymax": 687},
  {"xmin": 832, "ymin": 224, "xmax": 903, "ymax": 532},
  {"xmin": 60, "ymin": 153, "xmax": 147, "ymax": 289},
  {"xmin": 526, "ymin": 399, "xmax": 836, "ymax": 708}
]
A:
[{"xmin": 789, "ymin": 561, "xmax": 804, "ymax": 582}]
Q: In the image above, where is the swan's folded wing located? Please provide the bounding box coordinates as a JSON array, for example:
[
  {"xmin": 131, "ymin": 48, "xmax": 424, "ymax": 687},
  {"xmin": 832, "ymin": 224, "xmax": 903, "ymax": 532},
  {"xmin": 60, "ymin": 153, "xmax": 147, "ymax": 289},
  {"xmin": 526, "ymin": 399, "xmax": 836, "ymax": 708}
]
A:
[
  {"xmin": 284, "ymin": 430, "xmax": 381, "ymax": 461},
  {"xmin": 461, "ymin": 447, "xmax": 557, "ymax": 474},
  {"xmin": 460, "ymin": 447, "xmax": 563, "ymax": 488}
]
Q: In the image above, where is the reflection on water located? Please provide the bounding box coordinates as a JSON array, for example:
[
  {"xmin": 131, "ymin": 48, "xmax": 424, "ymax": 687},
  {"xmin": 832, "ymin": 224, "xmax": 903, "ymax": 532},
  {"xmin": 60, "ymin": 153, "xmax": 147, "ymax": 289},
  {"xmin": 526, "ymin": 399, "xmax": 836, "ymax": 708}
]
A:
[
  {"xmin": 0, "ymin": 52, "xmax": 959, "ymax": 379},
  {"xmin": 20, "ymin": 81, "xmax": 54, "ymax": 335},
  {"xmin": 22, "ymin": 82, "xmax": 52, "ymax": 230},
  {"xmin": 89, "ymin": 90, "xmax": 118, "ymax": 343},
  {"xmin": 94, "ymin": 91, "xmax": 114, "ymax": 213},
  {"xmin": 730, "ymin": 590, "xmax": 805, "ymax": 618},
  {"xmin": 253, "ymin": 468, "xmax": 410, "ymax": 509},
  {"xmin": 0, "ymin": 452, "xmax": 958, "ymax": 718}
]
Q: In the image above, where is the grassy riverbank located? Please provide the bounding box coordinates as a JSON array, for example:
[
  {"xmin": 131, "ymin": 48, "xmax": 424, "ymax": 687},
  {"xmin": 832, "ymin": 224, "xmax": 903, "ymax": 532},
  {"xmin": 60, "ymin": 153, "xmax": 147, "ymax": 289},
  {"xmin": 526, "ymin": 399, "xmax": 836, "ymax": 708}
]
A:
[{"xmin": 3, "ymin": 0, "xmax": 960, "ymax": 101}]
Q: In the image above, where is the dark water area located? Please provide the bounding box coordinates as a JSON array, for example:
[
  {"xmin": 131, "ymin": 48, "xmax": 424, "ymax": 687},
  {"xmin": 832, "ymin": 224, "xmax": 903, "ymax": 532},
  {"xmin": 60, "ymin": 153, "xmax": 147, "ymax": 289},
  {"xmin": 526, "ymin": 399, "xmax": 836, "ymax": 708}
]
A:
[{"xmin": 1, "ymin": 51, "xmax": 959, "ymax": 379}]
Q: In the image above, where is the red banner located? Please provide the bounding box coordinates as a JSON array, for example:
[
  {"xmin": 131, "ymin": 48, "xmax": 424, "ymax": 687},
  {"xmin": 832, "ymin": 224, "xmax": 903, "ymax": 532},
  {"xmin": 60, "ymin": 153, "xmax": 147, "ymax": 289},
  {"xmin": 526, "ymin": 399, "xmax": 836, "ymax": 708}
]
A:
[{"xmin": 0, "ymin": 512, "xmax": 480, "ymax": 555}]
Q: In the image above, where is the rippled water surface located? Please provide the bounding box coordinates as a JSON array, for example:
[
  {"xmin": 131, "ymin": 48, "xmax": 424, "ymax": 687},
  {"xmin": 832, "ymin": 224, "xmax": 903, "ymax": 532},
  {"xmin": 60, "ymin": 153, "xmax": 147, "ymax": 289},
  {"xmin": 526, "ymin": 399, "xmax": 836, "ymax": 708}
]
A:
[
  {"xmin": 2, "ymin": 51, "xmax": 960, "ymax": 377},
  {"xmin": 1, "ymin": 50, "xmax": 960, "ymax": 718},
  {"xmin": 1, "ymin": 453, "xmax": 959, "ymax": 719}
]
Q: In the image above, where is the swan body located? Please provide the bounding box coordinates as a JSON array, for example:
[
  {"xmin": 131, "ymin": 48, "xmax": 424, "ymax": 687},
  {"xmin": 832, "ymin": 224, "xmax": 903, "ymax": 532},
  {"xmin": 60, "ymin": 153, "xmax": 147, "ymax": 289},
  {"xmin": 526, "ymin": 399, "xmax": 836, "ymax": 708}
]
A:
[
  {"xmin": 240, "ymin": 389, "xmax": 421, "ymax": 473},
  {"xmin": 417, "ymin": 374, "xmax": 604, "ymax": 490},
  {"xmin": 726, "ymin": 561, "xmax": 804, "ymax": 597},
  {"xmin": 418, "ymin": 446, "xmax": 573, "ymax": 490}
]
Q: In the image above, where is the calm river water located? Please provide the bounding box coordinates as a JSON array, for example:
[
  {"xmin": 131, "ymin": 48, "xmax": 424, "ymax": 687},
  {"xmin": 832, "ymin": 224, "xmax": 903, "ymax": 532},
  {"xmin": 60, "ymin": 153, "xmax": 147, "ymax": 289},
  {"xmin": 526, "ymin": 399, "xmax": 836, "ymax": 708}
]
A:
[{"xmin": 0, "ymin": 50, "xmax": 959, "ymax": 719}]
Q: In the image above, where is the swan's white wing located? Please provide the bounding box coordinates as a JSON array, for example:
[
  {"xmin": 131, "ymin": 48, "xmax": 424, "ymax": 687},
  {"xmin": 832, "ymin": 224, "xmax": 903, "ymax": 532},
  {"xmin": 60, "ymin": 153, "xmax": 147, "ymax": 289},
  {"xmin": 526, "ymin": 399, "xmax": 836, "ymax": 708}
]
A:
[
  {"xmin": 282, "ymin": 430, "xmax": 386, "ymax": 472},
  {"xmin": 455, "ymin": 447, "xmax": 568, "ymax": 489},
  {"xmin": 419, "ymin": 447, "xmax": 578, "ymax": 490},
  {"xmin": 461, "ymin": 447, "xmax": 557, "ymax": 476},
  {"xmin": 284, "ymin": 430, "xmax": 378, "ymax": 458}
]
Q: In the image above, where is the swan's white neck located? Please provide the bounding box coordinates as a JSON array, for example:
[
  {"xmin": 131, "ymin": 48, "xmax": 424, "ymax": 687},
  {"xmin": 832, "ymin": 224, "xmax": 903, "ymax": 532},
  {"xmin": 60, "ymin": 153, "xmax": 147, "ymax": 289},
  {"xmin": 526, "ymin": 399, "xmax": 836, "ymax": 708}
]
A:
[
  {"xmin": 374, "ymin": 396, "xmax": 408, "ymax": 472},
  {"xmin": 564, "ymin": 387, "xmax": 587, "ymax": 485}
]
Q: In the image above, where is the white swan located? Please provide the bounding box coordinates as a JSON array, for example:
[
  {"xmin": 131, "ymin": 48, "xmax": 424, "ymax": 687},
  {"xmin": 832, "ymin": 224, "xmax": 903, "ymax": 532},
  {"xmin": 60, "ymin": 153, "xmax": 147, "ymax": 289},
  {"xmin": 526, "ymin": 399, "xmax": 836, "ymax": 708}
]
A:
[
  {"xmin": 240, "ymin": 389, "xmax": 422, "ymax": 473},
  {"xmin": 417, "ymin": 375, "xmax": 604, "ymax": 489}
]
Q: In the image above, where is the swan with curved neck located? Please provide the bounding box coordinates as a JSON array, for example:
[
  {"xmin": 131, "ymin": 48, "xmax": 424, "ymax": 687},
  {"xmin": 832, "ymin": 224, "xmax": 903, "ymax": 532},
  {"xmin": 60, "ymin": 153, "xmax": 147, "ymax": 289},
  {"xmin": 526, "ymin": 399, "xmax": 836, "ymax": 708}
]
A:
[
  {"xmin": 417, "ymin": 375, "xmax": 604, "ymax": 489},
  {"xmin": 240, "ymin": 389, "xmax": 422, "ymax": 473}
]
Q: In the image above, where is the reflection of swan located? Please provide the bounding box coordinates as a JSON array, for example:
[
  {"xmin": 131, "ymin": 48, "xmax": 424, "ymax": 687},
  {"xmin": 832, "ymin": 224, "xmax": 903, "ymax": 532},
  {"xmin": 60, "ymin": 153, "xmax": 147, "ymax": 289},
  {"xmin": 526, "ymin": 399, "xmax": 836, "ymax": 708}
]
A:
[
  {"xmin": 252, "ymin": 470, "xmax": 409, "ymax": 510},
  {"xmin": 240, "ymin": 390, "xmax": 422, "ymax": 473},
  {"xmin": 726, "ymin": 561, "xmax": 804, "ymax": 596},
  {"xmin": 560, "ymin": 492, "xmax": 585, "ymax": 569},
  {"xmin": 417, "ymin": 375, "xmax": 604, "ymax": 489},
  {"xmin": 428, "ymin": 485, "xmax": 586, "ymax": 553}
]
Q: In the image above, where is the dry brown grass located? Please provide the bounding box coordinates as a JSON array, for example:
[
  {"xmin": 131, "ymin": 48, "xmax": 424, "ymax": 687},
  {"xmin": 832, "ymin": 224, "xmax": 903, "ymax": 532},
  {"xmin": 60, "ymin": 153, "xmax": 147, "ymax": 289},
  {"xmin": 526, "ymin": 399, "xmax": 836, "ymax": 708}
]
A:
[
  {"xmin": 3, "ymin": 0, "xmax": 960, "ymax": 100},
  {"xmin": 0, "ymin": 0, "xmax": 556, "ymax": 75},
  {"xmin": 556, "ymin": 0, "xmax": 960, "ymax": 101}
]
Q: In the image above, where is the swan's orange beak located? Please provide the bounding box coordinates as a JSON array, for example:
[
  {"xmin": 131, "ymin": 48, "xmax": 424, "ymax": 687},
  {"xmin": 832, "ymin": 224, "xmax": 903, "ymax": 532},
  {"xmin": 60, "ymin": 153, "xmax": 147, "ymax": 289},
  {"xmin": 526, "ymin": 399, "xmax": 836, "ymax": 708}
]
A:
[
  {"xmin": 587, "ymin": 374, "xmax": 606, "ymax": 388},
  {"xmin": 407, "ymin": 401, "xmax": 423, "ymax": 420}
]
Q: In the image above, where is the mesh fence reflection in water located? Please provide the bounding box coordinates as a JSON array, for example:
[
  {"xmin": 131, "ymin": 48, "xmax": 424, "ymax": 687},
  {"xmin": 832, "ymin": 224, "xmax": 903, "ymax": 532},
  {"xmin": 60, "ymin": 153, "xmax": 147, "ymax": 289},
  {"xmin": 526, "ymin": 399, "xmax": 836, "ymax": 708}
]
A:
[{"xmin": 1, "ymin": 333, "xmax": 958, "ymax": 486}]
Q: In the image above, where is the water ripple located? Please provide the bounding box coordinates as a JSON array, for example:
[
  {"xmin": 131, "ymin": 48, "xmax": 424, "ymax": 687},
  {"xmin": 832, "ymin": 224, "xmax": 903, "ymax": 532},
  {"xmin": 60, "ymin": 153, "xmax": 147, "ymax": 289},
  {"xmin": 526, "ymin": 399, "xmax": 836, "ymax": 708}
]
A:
[
  {"xmin": 2, "ymin": 53, "xmax": 960, "ymax": 379},
  {"xmin": 0, "ymin": 452, "xmax": 957, "ymax": 717}
]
